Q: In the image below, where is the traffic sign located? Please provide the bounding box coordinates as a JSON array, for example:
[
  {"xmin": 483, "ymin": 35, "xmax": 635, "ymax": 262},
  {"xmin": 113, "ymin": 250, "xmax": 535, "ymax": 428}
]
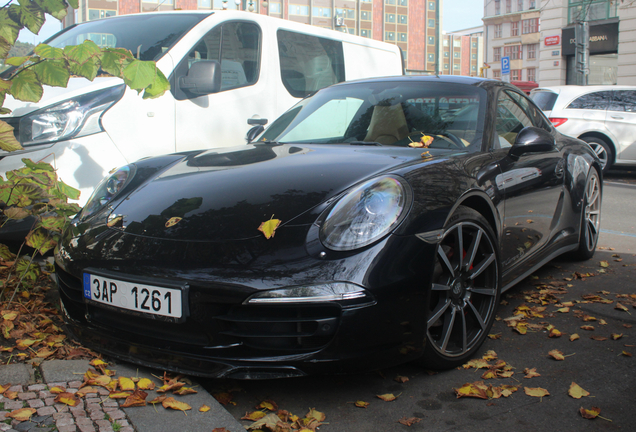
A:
[{"xmin": 501, "ymin": 56, "xmax": 510, "ymax": 75}]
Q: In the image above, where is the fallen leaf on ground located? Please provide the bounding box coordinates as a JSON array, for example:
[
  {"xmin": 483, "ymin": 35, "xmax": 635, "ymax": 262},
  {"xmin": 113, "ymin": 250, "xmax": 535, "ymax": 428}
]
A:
[
  {"xmin": 570, "ymin": 334, "xmax": 580, "ymax": 341},
  {"xmin": 5, "ymin": 408, "xmax": 36, "ymax": 422},
  {"xmin": 581, "ymin": 325, "xmax": 595, "ymax": 331},
  {"xmin": 394, "ymin": 375, "xmax": 409, "ymax": 383},
  {"xmin": 54, "ymin": 392, "xmax": 80, "ymax": 407},
  {"xmin": 462, "ymin": 359, "xmax": 490, "ymax": 369},
  {"xmin": 569, "ymin": 382, "xmax": 590, "ymax": 399},
  {"xmin": 548, "ymin": 349, "xmax": 565, "ymax": 360},
  {"xmin": 173, "ymin": 387, "xmax": 197, "ymax": 396},
  {"xmin": 599, "ymin": 261, "xmax": 609, "ymax": 268},
  {"xmin": 199, "ymin": 405, "xmax": 211, "ymax": 413},
  {"xmin": 591, "ymin": 336, "xmax": 608, "ymax": 341},
  {"xmin": 148, "ymin": 395, "xmax": 167, "ymax": 404},
  {"xmin": 580, "ymin": 406, "xmax": 602, "ymax": 419},
  {"xmin": 454, "ymin": 382, "xmax": 488, "ymax": 399},
  {"xmin": 109, "ymin": 391, "xmax": 132, "ymax": 399},
  {"xmin": 241, "ymin": 411, "xmax": 267, "ymax": 421},
  {"xmin": 615, "ymin": 303, "xmax": 629, "ymax": 313},
  {"xmin": 119, "ymin": 377, "xmax": 136, "ymax": 392},
  {"xmin": 214, "ymin": 392, "xmax": 233, "ymax": 406},
  {"xmin": 524, "ymin": 387, "xmax": 550, "ymax": 398},
  {"xmin": 482, "ymin": 350, "xmax": 498, "ymax": 361},
  {"xmin": 524, "ymin": 368, "xmax": 541, "ymax": 378},
  {"xmin": 377, "ymin": 393, "xmax": 399, "ymax": 402},
  {"xmin": 247, "ymin": 413, "xmax": 280, "ymax": 430},
  {"xmin": 162, "ymin": 397, "xmax": 191, "ymax": 412},
  {"xmin": 137, "ymin": 378, "xmax": 155, "ymax": 390},
  {"xmin": 256, "ymin": 399, "xmax": 278, "ymax": 411},
  {"xmin": 354, "ymin": 401, "xmax": 370, "ymax": 408},
  {"xmin": 49, "ymin": 386, "xmax": 66, "ymax": 394},
  {"xmin": 398, "ymin": 417, "xmax": 421, "ymax": 426},
  {"xmin": 121, "ymin": 390, "xmax": 148, "ymax": 408}
]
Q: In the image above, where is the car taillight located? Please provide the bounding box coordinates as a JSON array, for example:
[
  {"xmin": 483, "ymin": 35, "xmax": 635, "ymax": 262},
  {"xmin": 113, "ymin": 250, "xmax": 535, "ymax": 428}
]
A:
[{"xmin": 550, "ymin": 118, "xmax": 568, "ymax": 127}]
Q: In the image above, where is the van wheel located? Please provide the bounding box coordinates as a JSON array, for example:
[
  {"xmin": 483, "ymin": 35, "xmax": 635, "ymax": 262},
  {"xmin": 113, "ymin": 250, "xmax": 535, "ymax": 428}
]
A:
[{"xmin": 582, "ymin": 137, "xmax": 613, "ymax": 173}]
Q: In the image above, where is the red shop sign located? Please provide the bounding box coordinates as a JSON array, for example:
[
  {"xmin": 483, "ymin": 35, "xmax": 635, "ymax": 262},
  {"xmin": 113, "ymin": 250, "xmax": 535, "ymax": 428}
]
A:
[{"xmin": 545, "ymin": 35, "xmax": 560, "ymax": 46}]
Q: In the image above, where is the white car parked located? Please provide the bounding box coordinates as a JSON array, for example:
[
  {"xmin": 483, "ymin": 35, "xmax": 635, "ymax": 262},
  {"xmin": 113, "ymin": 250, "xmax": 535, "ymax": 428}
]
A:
[{"xmin": 529, "ymin": 85, "xmax": 636, "ymax": 172}]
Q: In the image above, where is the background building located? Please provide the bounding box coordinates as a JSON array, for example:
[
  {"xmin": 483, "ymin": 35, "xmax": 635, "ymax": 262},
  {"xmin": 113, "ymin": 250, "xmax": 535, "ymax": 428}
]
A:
[
  {"xmin": 64, "ymin": 0, "xmax": 444, "ymax": 75},
  {"xmin": 482, "ymin": 0, "xmax": 541, "ymax": 83},
  {"xmin": 440, "ymin": 27, "xmax": 484, "ymax": 77}
]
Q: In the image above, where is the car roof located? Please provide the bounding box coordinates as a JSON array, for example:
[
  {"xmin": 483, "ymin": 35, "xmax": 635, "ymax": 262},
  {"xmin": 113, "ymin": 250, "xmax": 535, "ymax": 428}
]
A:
[{"xmin": 332, "ymin": 74, "xmax": 506, "ymax": 88}]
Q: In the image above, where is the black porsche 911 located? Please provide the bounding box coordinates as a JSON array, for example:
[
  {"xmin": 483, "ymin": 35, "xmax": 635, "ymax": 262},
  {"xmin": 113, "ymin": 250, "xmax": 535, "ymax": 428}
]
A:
[{"xmin": 55, "ymin": 76, "xmax": 602, "ymax": 379}]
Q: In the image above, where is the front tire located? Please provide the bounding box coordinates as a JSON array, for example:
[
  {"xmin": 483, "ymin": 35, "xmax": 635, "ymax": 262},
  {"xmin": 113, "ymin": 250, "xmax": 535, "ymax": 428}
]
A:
[
  {"xmin": 582, "ymin": 137, "xmax": 613, "ymax": 173},
  {"xmin": 572, "ymin": 168, "xmax": 602, "ymax": 261},
  {"xmin": 419, "ymin": 206, "xmax": 500, "ymax": 369}
]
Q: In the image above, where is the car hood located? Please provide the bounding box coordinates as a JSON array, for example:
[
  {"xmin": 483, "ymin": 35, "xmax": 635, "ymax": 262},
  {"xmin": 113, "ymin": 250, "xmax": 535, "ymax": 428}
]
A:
[{"xmin": 113, "ymin": 143, "xmax": 425, "ymax": 241}]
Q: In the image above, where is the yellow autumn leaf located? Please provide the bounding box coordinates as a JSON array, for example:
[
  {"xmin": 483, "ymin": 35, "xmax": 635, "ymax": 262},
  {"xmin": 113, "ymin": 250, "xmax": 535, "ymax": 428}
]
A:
[
  {"xmin": 557, "ymin": 307, "xmax": 570, "ymax": 313},
  {"xmin": 569, "ymin": 382, "xmax": 590, "ymax": 399},
  {"xmin": 454, "ymin": 382, "xmax": 488, "ymax": 399},
  {"xmin": 137, "ymin": 378, "xmax": 155, "ymax": 390},
  {"xmin": 256, "ymin": 400, "xmax": 278, "ymax": 411},
  {"xmin": 580, "ymin": 406, "xmax": 602, "ymax": 419},
  {"xmin": 615, "ymin": 303, "xmax": 629, "ymax": 313},
  {"xmin": 462, "ymin": 359, "xmax": 490, "ymax": 369},
  {"xmin": 524, "ymin": 368, "xmax": 541, "ymax": 378},
  {"xmin": 241, "ymin": 411, "xmax": 267, "ymax": 421},
  {"xmin": 162, "ymin": 397, "xmax": 191, "ymax": 412},
  {"xmin": 377, "ymin": 393, "xmax": 399, "ymax": 402},
  {"xmin": 570, "ymin": 333, "xmax": 580, "ymax": 341},
  {"xmin": 524, "ymin": 387, "xmax": 550, "ymax": 398},
  {"xmin": 54, "ymin": 392, "xmax": 80, "ymax": 407},
  {"xmin": 173, "ymin": 387, "xmax": 197, "ymax": 396},
  {"xmin": 482, "ymin": 350, "xmax": 498, "ymax": 361},
  {"xmin": 199, "ymin": 405, "xmax": 211, "ymax": 412},
  {"xmin": 121, "ymin": 390, "xmax": 148, "ymax": 408},
  {"xmin": 548, "ymin": 349, "xmax": 565, "ymax": 360},
  {"xmin": 611, "ymin": 333, "xmax": 623, "ymax": 340},
  {"xmin": 109, "ymin": 391, "xmax": 132, "ymax": 399},
  {"xmin": 258, "ymin": 215, "xmax": 281, "ymax": 239},
  {"xmin": 165, "ymin": 217, "xmax": 182, "ymax": 228},
  {"xmin": 306, "ymin": 408, "xmax": 326, "ymax": 422},
  {"xmin": 599, "ymin": 260, "xmax": 609, "ymax": 268},
  {"xmin": 549, "ymin": 327, "xmax": 562, "ymax": 338},
  {"xmin": 118, "ymin": 377, "xmax": 135, "ymax": 392},
  {"xmin": 49, "ymin": 386, "xmax": 66, "ymax": 394},
  {"xmin": 1, "ymin": 311, "xmax": 18, "ymax": 321},
  {"xmin": 354, "ymin": 400, "xmax": 370, "ymax": 408},
  {"xmin": 5, "ymin": 408, "xmax": 36, "ymax": 422}
]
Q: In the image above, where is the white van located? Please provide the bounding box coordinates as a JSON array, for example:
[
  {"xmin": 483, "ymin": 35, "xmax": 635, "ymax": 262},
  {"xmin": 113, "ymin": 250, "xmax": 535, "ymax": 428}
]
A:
[{"xmin": 1, "ymin": 11, "xmax": 403, "ymax": 204}]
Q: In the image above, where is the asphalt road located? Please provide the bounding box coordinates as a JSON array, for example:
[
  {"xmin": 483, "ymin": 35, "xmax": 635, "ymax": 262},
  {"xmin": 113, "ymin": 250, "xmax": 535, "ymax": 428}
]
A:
[{"xmin": 202, "ymin": 168, "xmax": 636, "ymax": 432}]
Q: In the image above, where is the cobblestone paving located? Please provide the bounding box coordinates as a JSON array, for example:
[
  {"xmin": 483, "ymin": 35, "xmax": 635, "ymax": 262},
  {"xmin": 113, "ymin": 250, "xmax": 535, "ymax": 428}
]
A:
[{"xmin": 0, "ymin": 382, "xmax": 134, "ymax": 432}]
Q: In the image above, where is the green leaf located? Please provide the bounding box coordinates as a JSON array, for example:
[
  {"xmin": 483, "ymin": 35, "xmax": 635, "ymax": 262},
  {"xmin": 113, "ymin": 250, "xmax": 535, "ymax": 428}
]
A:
[
  {"xmin": 38, "ymin": 215, "xmax": 66, "ymax": 232},
  {"xmin": 21, "ymin": 158, "xmax": 55, "ymax": 172},
  {"xmin": 0, "ymin": 108, "xmax": 11, "ymax": 115},
  {"xmin": 69, "ymin": 58, "xmax": 99, "ymax": 81},
  {"xmin": 5, "ymin": 56, "xmax": 31, "ymax": 67},
  {"xmin": 63, "ymin": 40, "xmax": 101, "ymax": 64},
  {"xmin": 142, "ymin": 68, "xmax": 171, "ymax": 99},
  {"xmin": 100, "ymin": 48, "xmax": 134, "ymax": 78},
  {"xmin": 8, "ymin": 1, "xmax": 45, "ymax": 35},
  {"xmin": 122, "ymin": 60, "xmax": 157, "ymax": 92},
  {"xmin": 67, "ymin": 0, "xmax": 79, "ymax": 8},
  {"xmin": 15, "ymin": 255, "xmax": 42, "ymax": 278},
  {"xmin": 0, "ymin": 120, "xmax": 22, "ymax": 152},
  {"xmin": 0, "ymin": 244, "xmax": 16, "ymax": 261},
  {"xmin": 6, "ymin": 183, "xmax": 50, "ymax": 207},
  {"xmin": 0, "ymin": 38, "xmax": 12, "ymax": 59},
  {"xmin": 0, "ymin": 9, "xmax": 21, "ymax": 47},
  {"xmin": 50, "ymin": 201, "xmax": 81, "ymax": 217},
  {"xmin": 56, "ymin": 179, "xmax": 80, "ymax": 201},
  {"xmin": 32, "ymin": 59, "xmax": 70, "ymax": 87},
  {"xmin": 0, "ymin": 79, "xmax": 12, "ymax": 91},
  {"xmin": 9, "ymin": 68, "xmax": 43, "ymax": 102},
  {"xmin": 34, "ymin": 43, "xmax": 64, "ymax": 59},
  {"xmin": 33, "ymin": 0, "xmax": 67, "ymax": 21}
]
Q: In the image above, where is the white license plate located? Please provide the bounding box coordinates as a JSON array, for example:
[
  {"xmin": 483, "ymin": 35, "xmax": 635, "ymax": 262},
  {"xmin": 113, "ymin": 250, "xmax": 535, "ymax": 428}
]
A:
[{"xmin": 83, "ymin": 273, "xmax": 183, "ymax": 319}]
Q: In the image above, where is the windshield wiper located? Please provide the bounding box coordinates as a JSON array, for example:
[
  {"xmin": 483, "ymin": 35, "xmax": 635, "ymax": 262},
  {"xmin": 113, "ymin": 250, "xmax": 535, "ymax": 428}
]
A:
[{"xmin": 349, "ymin": 141, "xmax": 383, "ymax": 146}]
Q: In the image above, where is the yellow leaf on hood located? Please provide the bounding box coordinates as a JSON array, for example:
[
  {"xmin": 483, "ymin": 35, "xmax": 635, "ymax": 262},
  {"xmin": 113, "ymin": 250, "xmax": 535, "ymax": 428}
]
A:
[
  {"xmin": 258, "ymin": 216, "xmax": 281, "ymax": 239},
  {"xmin": 568, "ymin": 382, "xmax": 590, "ymax": 399}
]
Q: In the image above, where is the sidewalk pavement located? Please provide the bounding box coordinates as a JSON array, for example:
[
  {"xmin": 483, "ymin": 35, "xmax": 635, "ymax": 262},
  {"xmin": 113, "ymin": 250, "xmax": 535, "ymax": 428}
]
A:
[{"xmin": 0, "ymin": 360, "xmax": 244, "ymax": 432}]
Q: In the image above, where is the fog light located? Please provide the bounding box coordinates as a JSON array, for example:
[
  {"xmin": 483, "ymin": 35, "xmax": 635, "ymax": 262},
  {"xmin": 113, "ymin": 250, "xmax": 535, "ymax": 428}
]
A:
[{"xmin": 245, "ymin": 282, "xmax": 374, "ymax": 305}]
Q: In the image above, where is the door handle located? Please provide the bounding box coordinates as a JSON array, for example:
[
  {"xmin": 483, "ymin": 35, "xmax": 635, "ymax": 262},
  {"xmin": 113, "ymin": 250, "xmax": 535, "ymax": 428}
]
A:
[{"xmin": 610, "ymin": 115, "xmax": 624, "ymax": 120}]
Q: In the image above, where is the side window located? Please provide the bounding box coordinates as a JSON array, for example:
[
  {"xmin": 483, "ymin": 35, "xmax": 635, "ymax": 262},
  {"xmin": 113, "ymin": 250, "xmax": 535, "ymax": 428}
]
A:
[
  {"xmin": 610, "ymin": 90, "xmax": 636, "ymax": 112},
  {"xmin": 506, "ymin": 90, "xmax": 552, "ymax": 131},
  {"xmin": 278, "ymin": 30, "xmax": 345, "ymax": 98},
  {"xmin": 184, "ymin": 21, "xmax": 261, "ymax": 92},
  {"xmin": 495, "ymin": 91, "xmax": 533, "ymax": 148},
  {"xmin": 566, "ymin": 91, "xmax": 611, "ymax": 110}
]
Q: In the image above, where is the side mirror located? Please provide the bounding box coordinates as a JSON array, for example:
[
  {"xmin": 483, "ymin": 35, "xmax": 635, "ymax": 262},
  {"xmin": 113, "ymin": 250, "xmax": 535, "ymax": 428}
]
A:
[
  {"xmin": 246, "ymin": 125, "xmax": 265, "ymax": 143},
  {"xmin": 178, "ymin": 60, "xmax": 221, "ymax": 95},
  {"xmin": 509, "ymin": 126, "xmax": 557, "ymax": 158}
]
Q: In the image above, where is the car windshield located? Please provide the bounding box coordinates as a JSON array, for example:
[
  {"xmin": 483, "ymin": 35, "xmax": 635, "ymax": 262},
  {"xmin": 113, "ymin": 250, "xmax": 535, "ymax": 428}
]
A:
[
  {"xmin": 42, "ymin": 13, "xmax": 208, "ymax": 61},
  {"xmin": 529, "ymin": 90, "xmax": 559, "ymax": 111},
  {"xmin": 259, "ymin": 80, "xmax": 487, "ymax": 151}
]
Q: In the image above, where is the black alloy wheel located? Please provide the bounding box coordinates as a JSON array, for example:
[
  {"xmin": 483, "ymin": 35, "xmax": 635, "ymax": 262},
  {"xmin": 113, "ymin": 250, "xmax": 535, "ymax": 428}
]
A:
[
  {"xmin": 572, "ymin": 168, "xmax": 602, "ymax": 260},
  {"xmin": 420, "ymin": 206, "xmax": 500, "ymax": 369}
]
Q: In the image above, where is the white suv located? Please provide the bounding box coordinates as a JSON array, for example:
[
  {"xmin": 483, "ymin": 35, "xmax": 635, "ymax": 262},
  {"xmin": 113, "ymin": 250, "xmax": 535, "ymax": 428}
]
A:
[{"xmin": 529, "ymin": 85, "xmax": 636, "ymax": 172}]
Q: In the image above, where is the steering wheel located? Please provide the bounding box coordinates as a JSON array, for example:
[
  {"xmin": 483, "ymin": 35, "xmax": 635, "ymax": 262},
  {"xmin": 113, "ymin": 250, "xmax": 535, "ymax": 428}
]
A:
[{"xmin": 432, "ymin": 132, "xmax": 465, "ymax": 149}]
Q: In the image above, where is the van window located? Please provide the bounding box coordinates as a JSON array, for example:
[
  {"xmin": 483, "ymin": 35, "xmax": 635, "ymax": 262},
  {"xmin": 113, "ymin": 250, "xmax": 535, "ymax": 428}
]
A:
[
  {"xmin": 610, "ymin": 90, "xmax": 636, "ymax": 112},
  {"xmin": 186, "ymin": 21, "xmax": 261, "ymax": 92},
  {"xmin": 277, "ymin": 30, "xmax": 345, "ymax": 98},
  {"xmin": 566, "ymin": 91, "xmax": 611, "ymax": 110}
]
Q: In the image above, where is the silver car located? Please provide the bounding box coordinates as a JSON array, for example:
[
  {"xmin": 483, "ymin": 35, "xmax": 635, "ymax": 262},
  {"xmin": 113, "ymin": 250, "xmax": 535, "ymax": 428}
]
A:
[{"xmin": 530, "ymin": 85, "xmax": 636, "ymax": 172}]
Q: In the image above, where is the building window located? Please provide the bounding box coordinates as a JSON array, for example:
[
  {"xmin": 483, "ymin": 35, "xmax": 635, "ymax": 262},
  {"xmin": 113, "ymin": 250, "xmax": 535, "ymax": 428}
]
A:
[
  {"xmin": 385, "ymin": 0, "xmax": 396, "ymax": 4},
  {"xmin": 428, "ymin": 1, "xmax": 435, "ymax": 10},
  {"xmin": 444, "ymin": 64, "xmax": 449, "ymax": 69},
  {"xmin": 512, "ymin": 69, "xmax": 521, "ymax": 80},
  {"xmin": 568, "ymin": 1, "xmax": 617, "ymax": 23},
  {"xmin": 453, "ymin": 39, "xmax": 461, "ymax": 47},
  {"xmin": 360, "ymin": 0, "xmax": 371, "ymax": 2},
  {"xmin": 428, "ymin": 36, "xmax": 435, "ymax": 45},
  {"xmin": 428, "ymin": 18, "xmax": 435, "ymax": 27},
  {"xmin": 494, "ymin": 47, "xmax": 501, "ymax": 61},
  {"xmin": 506, "ymin": 0, "xmax": 511, "ymax": 13},
  {"xmin": 385, "ymin": 31, "xmax": 396, "ymax": 41},
  {"xmin": 313, "ymin": 7, "xmax": 331, "ymax": 17},
  {"xmin": 360, "ymin": 29, "xmax": 371, "ymax": 38},
  {"xmin": 428, "ymin": 53, "xmax": 435, "ymax": 62},
  {"xmin": 495, "ymin": 0, "xmax": 500, "ymax": 15},
  {"xmin": 472, "ymin": 65, "xmax": 477, "ymax": 71},
  {"xmin": 443, "ymin": 39, "xmax": 449, "ymax": 46},
  {"xmin": 385, "ymin": 13, "xmax": 396, "ymax": 23},
  {"xmin": 472, "ymin": 41, "xmax": 477, "ymax": 48},
  {"xmin": 399, "ymin": 15, "xmax": 408, "ymax": 24},
  {"xmin": 360, "ymin": 10, "xmax": 371, "ymax": 21},
  {"xmin": 289, "ymin": 5, "xmax": 309, "ymax": 15},
  {"xmin": 454, "ymin": 52, "xmax": 459, "ymax": 58},
  {"xmin": 398, "ymin": 33, "xmax": 407, "ymax": 42},
  {"xmin": 444, "ymin": 51, "xmax": 449, "ymax": 57},
  {"xmin": 494, "ymin": 24, "xmax": 502, "ymax": 38},
  {"xmin": 198, "ymin": 0, "xmax": 211, "ymax": 8},
  {"xmin": 504, "ymin": 45, "xmax": 522, "ymax": 60},
  {"xmin": 517, "ymin": 0, "xmax": 523, "ymax": 11},
  {"xmin": 472, "ymin": 53, "xmax": 477, "ymax": 59},
  {"xmin": 527, "ymin": 67, "xmax": 536, "ymax": 82},
  {"xmin": 453, "ymin": 64, "xmax": 460, "ymax": 70},
  {"xmin": 398, "ymin": 0, "xmax": 407, "ymax": 5},
  {"xmin": 527, "ymin": 43, "xmax": 537, "ymax": 59},
  {"xmin": 494, "ymin": 70, "xmax": 501, "ymax": 79},
  {"xmin": 335, "ymin": 8, "xmax": 355, "ymax": 19},
  {"xmin": 529, "ymin": 0, "xmax": 535, "ymax": 8},
  {"xmin": 268, "ymin": 2, "xmax": 281, "ymax": 13},
  {"xmin": 522, "ymin": 18, "xmax": 538, "ymax": 34},
  {"xmin": 511, "ymin": 21, "xmax": 519, "ymax": 36},
  {"xmin": 88, "ymin": 9, "xmax": 116, "ymax": 20}
]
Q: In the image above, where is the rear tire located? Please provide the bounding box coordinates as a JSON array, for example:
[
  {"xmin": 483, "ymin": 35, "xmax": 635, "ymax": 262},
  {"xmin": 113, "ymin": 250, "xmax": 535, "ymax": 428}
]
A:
[
  {"xmin": 418, "ymin": 206, "xmax": 500, "ymax": 370},
  {"xmin": 582, "ymin": 137, "xmax": 613, "ymax": 173},
  {"xmin": 572, "ymin": 168, "xmax": 602, "ymax": 261}
]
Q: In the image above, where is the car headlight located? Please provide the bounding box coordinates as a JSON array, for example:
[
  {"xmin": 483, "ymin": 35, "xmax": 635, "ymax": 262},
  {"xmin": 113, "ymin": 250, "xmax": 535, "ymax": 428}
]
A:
[
  {"xmin": 80, "ymin": 165, "xmax": 135, "ymax": 220},
  {"xmin": 18, "ymin": 85, "xmax": 125, "ymax": 146},
  {"xmin": 320, "ymin": 175, "xmax": 411, "ymax": 251}
]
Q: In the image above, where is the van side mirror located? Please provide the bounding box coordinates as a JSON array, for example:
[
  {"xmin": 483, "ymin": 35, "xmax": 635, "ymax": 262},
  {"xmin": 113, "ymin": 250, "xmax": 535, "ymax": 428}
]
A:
[
  {"xmin": 178, "ymin": 60, "xmax": 221, "ymax": 95},
  {"xmin": 246, "ymin": 125, "xmax": 265, "ymax": 143},
  {"xmin": 509, "ymin": 126, "xmax": 557, "ymax": 158}
]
